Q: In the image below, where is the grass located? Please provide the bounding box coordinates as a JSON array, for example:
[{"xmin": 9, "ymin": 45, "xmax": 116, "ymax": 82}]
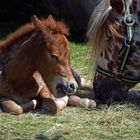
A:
[
  {"xmin": 70, "ymin": 43, "xmax": 92, "ymax": 78},
  {"xmin": 0, "ymin": 42, "xmax": 140, "ymax": 140}
]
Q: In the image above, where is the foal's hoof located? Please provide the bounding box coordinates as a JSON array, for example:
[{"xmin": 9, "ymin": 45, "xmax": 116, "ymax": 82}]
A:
[
  {"xmin": 42, "ymin": 98, "xmax": 57, "ymax": 114},
  {"xmin": 80, "ymin": 78, "xmax": 93, "ymax": 90},
  {"xmin": 68, "ymin": 96, "xmax": 80, "ymax": 106},
  {"xmin": 68, "ymin": 95, "xmax": 96, "ymax": 108},
  {"xmin": 78, "ymin": 98, "xmax": 96, "ymax": 108},
  {"xmin": 88, "ymin": 100, "xmax": 96, "ymax": 108}
]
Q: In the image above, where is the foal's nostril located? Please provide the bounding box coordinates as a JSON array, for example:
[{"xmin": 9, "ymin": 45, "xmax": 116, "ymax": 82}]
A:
[
  {"xmin": 70, "ymin": 83, "xmax": 75, "ymax": 90},
  {"xmin": 67, "ymin": 83, "xmax": 77, "ymax": 93}
]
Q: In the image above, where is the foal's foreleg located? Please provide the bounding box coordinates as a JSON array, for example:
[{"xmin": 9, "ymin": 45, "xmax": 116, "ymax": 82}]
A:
[
  {"xmin": 71, "ymin": 70, "xmax": 96, "ymax": 108},
  {"xmin": 39, "ymin": 87, "xmax": 68, "ymax": 114},
  {"xmin": 21, "ymin": 99, "xmax": 37, "ymax": 112},
  {"xmin": 55, "ymin": 96, "xmax": 68, "ymax": 111},
  {"xmin": 0, "ymin": 98, "xmax": 37, "ymax": 115},
  {"xmin": 38, "ymin": 87, "xmax": 57, "ymax": 114},
  {"xmin": 40, "ymin": 96, "xmax": 68, "ymax": 114}
]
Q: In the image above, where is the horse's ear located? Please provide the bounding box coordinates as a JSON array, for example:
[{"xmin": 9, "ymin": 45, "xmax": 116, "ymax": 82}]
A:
[{"xmin": 110, "ymin": 0, "xmax": 124, "ymax": 14}]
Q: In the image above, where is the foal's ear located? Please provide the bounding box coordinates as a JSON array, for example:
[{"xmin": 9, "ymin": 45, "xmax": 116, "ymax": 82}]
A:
[
  {"xmin": 48, "ymin": 15, "xmax": 53, "ymax": 20},
  {"xmin": 47, "ymin": 15, "xmax": 56, "ymax": 26},
  {"xmin": 31, "ymin": 15, "xmax": 50, "ymax": 39},
  {"xmin": 110, "ymin": 0, "xmax": 124, "ymax": 14},
  {"xmin": 31, "ymin": 15, "xmax": 44, "ymax": 29}
]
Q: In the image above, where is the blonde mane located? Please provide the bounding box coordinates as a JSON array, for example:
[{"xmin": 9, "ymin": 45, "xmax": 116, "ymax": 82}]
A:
[{"xmin": 87, "ymin": 0, "xmax": 123, "ymax": 67}]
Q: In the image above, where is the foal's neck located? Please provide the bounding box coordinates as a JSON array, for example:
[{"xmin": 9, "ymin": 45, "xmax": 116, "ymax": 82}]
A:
[{"xmin": 3, "ymin": 31, "xmax": 44, "ymax": 87}]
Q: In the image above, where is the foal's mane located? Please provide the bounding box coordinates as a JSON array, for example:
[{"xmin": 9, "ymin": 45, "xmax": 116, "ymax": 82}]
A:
[
  {"xmin": 87, "ymin": 0, "xmax": 123, "ymax": 65},
  {"xmin": 0, "ymin": 16, "xmax": 69, "ymax": 52}
]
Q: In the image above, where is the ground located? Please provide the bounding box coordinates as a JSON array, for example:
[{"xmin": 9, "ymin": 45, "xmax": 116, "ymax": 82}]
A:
[{"xmin": 0, "ymin": 43, "xmax": 139, "ymax": 140}]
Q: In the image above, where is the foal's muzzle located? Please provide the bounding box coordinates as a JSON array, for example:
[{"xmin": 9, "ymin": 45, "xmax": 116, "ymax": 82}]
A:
[{"xmin": 56, "ymin": 81, "xmax": 78, "ymax": 96}]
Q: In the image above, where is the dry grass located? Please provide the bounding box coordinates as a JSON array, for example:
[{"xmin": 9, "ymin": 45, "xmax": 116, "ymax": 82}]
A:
[
  {"xmin": 0, "ymin": 104, "xmax": 139, "ymax": 140},
  {"xmin": 0, "ymin": 43, "xmax": 139, "ymax": 140}
]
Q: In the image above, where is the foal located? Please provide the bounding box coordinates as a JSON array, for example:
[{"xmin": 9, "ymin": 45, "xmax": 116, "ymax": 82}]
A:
[{"xmin": 0, "ymin": 15, "xmax": 78, "ymax": 114}]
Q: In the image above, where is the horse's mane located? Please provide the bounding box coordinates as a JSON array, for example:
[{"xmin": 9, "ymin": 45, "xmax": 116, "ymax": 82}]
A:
[
  {"xmin": 0, "ymin": 16, "xmax": 69, "ymax": 51},
  {"xmin": 87, "ymin": 0, "xmax": 123, "ymax": 66}
]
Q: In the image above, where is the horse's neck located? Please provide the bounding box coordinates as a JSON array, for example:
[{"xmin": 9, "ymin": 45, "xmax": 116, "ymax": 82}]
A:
[{"xmin": 2, "ymin": 32, "xmax": 43, "ymax": 86}]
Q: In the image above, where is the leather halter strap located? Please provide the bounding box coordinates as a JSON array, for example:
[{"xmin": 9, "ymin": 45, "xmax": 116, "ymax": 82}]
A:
[{"xmin": 96, "ymin": 0, "xmax": 140, "ymax": 84}]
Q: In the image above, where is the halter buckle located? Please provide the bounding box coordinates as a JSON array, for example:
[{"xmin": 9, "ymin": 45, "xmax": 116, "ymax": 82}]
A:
[{"xmin": 124, "ymin": 14, "xmax": 135, "ymax": 27}]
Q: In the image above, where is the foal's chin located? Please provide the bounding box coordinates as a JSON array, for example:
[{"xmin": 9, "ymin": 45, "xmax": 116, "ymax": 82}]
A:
[{"xmin": 54, "ymin": 91, "xmax": 68, "ymax": 98}]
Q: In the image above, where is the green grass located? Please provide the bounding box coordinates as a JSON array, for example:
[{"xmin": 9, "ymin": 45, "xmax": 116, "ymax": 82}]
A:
[
  {"xmin": 0, "ymin": 42, "xmax": 140, "ymax": 140},
  {"xmin": 70, "ymin": 43, "xmax": 92, "ymax": 79}
]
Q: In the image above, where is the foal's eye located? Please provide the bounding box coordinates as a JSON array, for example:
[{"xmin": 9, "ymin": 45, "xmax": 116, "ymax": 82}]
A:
[{"xmin": 50, "ymin": 54, "xmax": 59, "ymax": 62}]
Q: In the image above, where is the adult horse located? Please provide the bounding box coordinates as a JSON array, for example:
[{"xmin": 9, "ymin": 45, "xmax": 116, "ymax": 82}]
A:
[
  {"xmin": 87, "ymin": 0, "xmax": 140, "ymax": 104},
  {"xmin": 0, "ymin": 15, "xmax": 79, "ymax": 115}
]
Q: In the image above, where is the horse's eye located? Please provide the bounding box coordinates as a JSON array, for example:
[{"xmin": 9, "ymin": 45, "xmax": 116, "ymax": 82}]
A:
[{"xmin": 50, "ymin": 54, "xmax": 59, "ymax": 62}]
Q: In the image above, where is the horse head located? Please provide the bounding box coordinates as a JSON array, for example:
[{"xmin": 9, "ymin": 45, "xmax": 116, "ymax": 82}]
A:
[
  {"xmin": 32, "ymin": 15, "xmax": 78, "ymax": 98},
  {"xmin": 88, "ymin": 0, "xmax": 140, "ymax": 103}
]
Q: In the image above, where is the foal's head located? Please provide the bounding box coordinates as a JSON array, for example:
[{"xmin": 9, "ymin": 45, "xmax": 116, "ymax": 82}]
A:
[
  {"xmin": 32, "ymin": 16, "xmax": 78, "ymax": 98},
  {"xmin": 88, "ymin": 0, "xmax": 140, "ymax": 102}
]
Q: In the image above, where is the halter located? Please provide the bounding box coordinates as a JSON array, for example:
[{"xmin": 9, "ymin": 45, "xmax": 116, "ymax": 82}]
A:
[{"xmin": 96, "ymin": 0, "xmax": 140, "ymax": 84}]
